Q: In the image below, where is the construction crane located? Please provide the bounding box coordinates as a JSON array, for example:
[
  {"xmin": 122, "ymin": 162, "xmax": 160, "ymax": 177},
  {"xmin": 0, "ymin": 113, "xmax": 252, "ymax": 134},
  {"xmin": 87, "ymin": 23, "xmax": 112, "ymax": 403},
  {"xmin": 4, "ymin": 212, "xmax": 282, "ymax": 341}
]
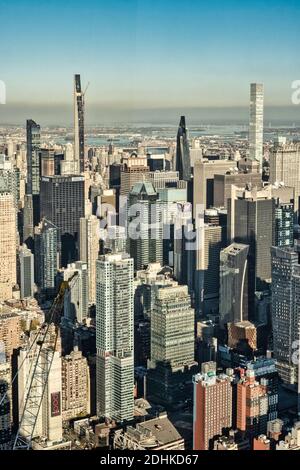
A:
[
  {"xmin": 13, "ymin": 275, "xmax": 79, "ymax": 450},
  {"xmin": 0, "ymin": 274, "xmax": 78, "ymax": 450}
]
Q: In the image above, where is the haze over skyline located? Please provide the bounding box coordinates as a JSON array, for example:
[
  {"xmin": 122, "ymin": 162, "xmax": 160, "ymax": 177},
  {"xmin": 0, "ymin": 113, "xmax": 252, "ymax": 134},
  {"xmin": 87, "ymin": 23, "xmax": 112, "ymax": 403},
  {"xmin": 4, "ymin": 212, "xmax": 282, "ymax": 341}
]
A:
[{"xmin": 0, "ymin": 0, "xmax": 300, "ymax": 124}]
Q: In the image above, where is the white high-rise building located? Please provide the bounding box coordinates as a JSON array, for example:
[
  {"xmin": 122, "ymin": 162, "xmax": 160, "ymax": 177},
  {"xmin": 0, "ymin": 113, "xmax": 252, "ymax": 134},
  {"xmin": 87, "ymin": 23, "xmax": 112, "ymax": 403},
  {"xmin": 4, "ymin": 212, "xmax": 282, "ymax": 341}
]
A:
[
  {"xmin": 80, "ymin": 215, "xmax": 100, "ymax": 304},
  {"xmin": 96, "ymin": 252, "xmax": 134, "ymax": 423},
  {"xmin": 249, "ymin": 83, "xmax": 264, "ymax": 165}
]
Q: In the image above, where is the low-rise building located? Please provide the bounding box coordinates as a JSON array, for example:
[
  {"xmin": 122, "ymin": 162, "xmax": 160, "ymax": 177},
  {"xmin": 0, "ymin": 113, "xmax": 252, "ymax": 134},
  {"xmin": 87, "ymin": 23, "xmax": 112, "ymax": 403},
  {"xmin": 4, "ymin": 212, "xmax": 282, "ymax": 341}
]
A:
[{"xmin": 113, "ymin": 413, "xmax": 184, "ymax": 450}]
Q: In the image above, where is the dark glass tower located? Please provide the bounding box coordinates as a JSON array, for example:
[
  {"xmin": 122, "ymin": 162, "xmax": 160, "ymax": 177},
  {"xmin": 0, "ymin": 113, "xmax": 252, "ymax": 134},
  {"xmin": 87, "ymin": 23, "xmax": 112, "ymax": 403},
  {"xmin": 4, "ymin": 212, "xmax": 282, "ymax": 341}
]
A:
[
  {"xmin": 26, "ymin": 119, "xmax": 41, "ymax": 226},
  {"xmin": 127, "ymin": 182, "xmax": 163, "ymax": 271},
  {"xmin": 175, "ymin": 116, "xmax": 191, "ymax": 182},
  {"xmin": 74, "ymin": 74, "xmax": 85, "ymax": 173},
  {"xmin": 40, "ymin": 175, "xmax": 85, "ymax": 267}
]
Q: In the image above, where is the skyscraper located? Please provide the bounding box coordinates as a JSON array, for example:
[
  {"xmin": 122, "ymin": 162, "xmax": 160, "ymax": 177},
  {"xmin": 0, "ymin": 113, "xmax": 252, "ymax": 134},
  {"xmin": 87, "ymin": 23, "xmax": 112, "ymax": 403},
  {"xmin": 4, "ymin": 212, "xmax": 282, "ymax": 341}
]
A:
[
  {"xmin": 0, "ymin": 153, "xmax": 18, "ymax": 207},
  {"xmin": 40, "ymin": 149, "xmax": 55, "ymax": 177},
  {"xmin": 228, "ymin": 186, "xmax": 275, "ymax": 316},
  {"xmin": 0, "ymin": 192, "xmax": 16, "ymax": 301},
  {"xmin": 26, "ymin": 119, "xmax": 41, "ymax": 226},
  {"xmin": 193, "ymin": 364, "xmax": 233, "ymax": 450},
  {"xmin": 96, "ymin": 253, "xmax": 134, "ymax": 422},
  {"xmin": 34, "ymin": 218, "xmax": 58, "ymax": 292},
  {"xmin": 19, "ymin": 244, "xmax": 34, "ymax": 299},
  {"xmin": 104, "ymin": 225, "xmax": 127, "ymax": 255},
  {"xmin": 63, "ymin": 261, "xmax": 89, "ymax": 324},
  {"xmin": 23, "ymin": 194, "xmax": 34, "ymax": 244},
  {"xmin": 40, "ymin": 175, "xmax": 85, "ymax": 266},
  {"xmin": 271, "ymin": 246, "xmax": 300, "ymax": 384},
  {"xmin": 219, "ymin": 243, "xmax": 249, "ymax": 328},
  {"xmin": 274, "ymin": 201, "xmax": 294, "ymax": 247},
  {"xmin": 195, "ymin": 217, "xmax": 225, "ymax": 316},
  {"xmin": 80, "ymin": 215, "xmax": 100, "ymax": 304},
  {"xmin": 120, "ymin": 154, "xmax": 150, "ymax": 197},
  {"xmin": 249, "ymin": 83, "xmax": 264, "ymax": 165},
  {"xmin": 213, "ymin": 159, "xmax": 262, "ymax": 210},
  {"xmin": 269, "ymin": 140, "xmax": 300, "ymax": 216},
  {"xmin": 147, "ymin": 284, "xmax": 196, "ymax": 408},
  {"xmin": 175, "ymin": 116, "xmax": 191, "ymax": 182},
  {"xmin": 193, "ymin": 159, "xmax": 235, "ymax": 214},
  {"xmin": 74, "ymin": 74, "xmax": 85, "ymax": 173},
  {"xmin": 127, "ymin": 182, "xmax": 163, "ymax": 271}
]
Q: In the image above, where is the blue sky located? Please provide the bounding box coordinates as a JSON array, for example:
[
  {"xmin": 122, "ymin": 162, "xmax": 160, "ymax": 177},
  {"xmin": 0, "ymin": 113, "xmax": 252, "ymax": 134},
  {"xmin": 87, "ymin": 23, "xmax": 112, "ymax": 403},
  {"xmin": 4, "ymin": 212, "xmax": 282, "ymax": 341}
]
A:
[{"xmin": 0, "ymin": 0, "xmax": 300, "ymax": 120}]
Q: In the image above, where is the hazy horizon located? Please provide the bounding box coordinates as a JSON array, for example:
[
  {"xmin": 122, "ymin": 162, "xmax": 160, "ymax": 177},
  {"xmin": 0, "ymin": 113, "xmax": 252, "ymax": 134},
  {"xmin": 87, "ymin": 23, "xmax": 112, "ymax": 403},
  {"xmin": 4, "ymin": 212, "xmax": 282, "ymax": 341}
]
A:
[{"xmin": 0, "ymin": 104, "xmax": 300, "ymax": 127}]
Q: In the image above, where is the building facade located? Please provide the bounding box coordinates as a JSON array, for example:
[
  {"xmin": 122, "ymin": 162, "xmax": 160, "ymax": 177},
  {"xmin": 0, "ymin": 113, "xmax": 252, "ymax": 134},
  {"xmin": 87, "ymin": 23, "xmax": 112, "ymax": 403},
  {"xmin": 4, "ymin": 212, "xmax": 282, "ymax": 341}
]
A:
[
  {"xmin": 219, "ymin": 243, "xmax": 249, "ymax": 328},
  {"xmin": 19, "ymin": 245, "xmax": 34, "ymax": 299},
  {"xmin": 0, "ymin": 192, "xmax": 16, "ymax": 301},
  {"xmin": 249, "ymin": 83, "xmax": 264, "ymax": 165},
  {"xmin": 80, "ymin": 215, "xmax": 100, "ymax": 304},
  {"xmin": 127, "ymin": 182, "xmax": 163, "ymax": 271},
  {"xmin": 40, "ymin": 175, "xmax": 85, "ymax": 266},
  {"xmin": 96, "ymin": 253, "xmax": 134, "ymax": 422},
  {"xmin": 74, "ymin": 74, "xmax": 85, "ymax": 173},
  {"xmin": 61, "ymin": 347, "xmax": 90, "ymax": 421},
  {"xmin": 34, "ymin": 219, "xmax": 58, "ymax": 292},
  {"xmin": 271, "ymin": 246, "xmax": 300, "ymax": 384},
  {"xmin": 175, "ymin": 116, "xmax": 191, "ymax": 182},
  {"xmin": 193, "ymin": 365, "xmax": 233, "ymax": 450}
]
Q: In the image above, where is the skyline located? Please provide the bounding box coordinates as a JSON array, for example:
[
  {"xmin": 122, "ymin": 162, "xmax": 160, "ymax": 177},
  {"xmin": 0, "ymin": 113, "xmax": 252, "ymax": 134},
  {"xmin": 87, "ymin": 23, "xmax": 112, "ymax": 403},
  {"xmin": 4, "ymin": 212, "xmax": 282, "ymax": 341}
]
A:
[
  {"xmin": 0, "ymin": 0, "xmax": 300, "ymax": 124},
  {"xmin": 2, "ymin": 1, "xmax": 300, "ymax": 457},
  {"xmin": 1, "ymin": 104, "xmax": 300, "ymax": 127}
]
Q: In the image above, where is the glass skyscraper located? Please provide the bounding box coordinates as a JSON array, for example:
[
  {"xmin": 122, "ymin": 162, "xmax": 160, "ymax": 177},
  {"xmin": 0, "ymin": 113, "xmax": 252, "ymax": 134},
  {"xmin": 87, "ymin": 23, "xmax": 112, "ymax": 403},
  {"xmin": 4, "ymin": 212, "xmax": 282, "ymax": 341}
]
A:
[
  {"xmin": 26, "ymin": 119, "xmax": 41, "ymax": 226},
  {"xmin": 127, "ymin": 182, "xmax": 163, "ymax": 271},
  {"xmin": 271, "ymin": 246, "xmax": 300, "ymax": 385},
  {"xmin": 175, "ymin": 116, "xmax": 191, "ymax": 182},
  {"xmin": 74, "ymin": 74, "xmax": 85, "ymax": 173}
]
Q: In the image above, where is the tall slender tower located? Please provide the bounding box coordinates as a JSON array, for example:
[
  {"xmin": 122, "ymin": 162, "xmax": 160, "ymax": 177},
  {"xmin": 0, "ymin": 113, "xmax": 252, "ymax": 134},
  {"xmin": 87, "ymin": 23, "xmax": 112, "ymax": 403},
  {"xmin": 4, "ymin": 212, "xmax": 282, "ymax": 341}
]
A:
[
  {"xmin": 249, "ymin": 83, "xmax": 264, "ymax": 165},
  {"xmin": 175, "ymin": 116, "xmax": 191, "ymax": 182},
  {"xmin": 74, "ymin": 74, "xmax": 85, "ymax": 173},
  {"xmin": 79, "ymin": 215, "xmax": 100, "ymax": 304},
  {"xmin": 96, "ymin": 252, "xmax": 134, "ymax": 423},
  {"xmin": 26, "ymin": 119, "xmax": 41, "ymax": 226}
]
